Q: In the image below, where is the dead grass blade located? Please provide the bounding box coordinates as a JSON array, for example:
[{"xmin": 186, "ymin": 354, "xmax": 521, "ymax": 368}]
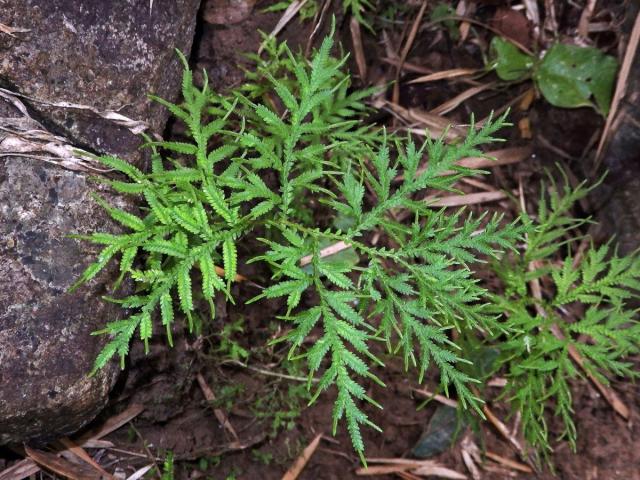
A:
[
  {"xmin": 0, "ymin": 22, "xmax": 30, "ymax": 36},
  {"xmin": 392, "ymin": 0, "xmax": 429, "ymax": 104},
  {"xmin": 412, "ymin": 387, "xmax": 459, "ymax": 408},
  {"xmin": 408, "ymin": 68, "xmax": 480, "ymax": 84},
  {"xmin": 357, "ymin": 458, "xmax": 466, "ymax": 479},
  {"xmin": 482, "ymin": 404, "xmax": 526, "ymax": 458},
  {"xmin": 126, "ymin": 465, "xmax": 155, "ymax": 480},
  {"xmin": 1, "ymin": 404, "xmax": 145, "ymax": 480},
  {"xmin": 175, "ymin": 432, "xmax": 268, "ymax": 461},
  {"xmin": 259, "ymin": 0, "xmax": 309, "ymax": 54},
  {"xmin": 596, "ymin": 10, "xmax": 640, "ymax": 162},
  {"xmin": 484, "ymin": 451, "xmax": 533, "ymax": 474},
  {"xmin": 411, "ymin": 464, "xmax": 467, "ymax": 479},
  {"xmin": 58, "ymin": 437, "xmax": 112, "ymax": 479},
  {"xmin": 542, "ymin": 0, "xmax": 558, "ymax": 39},
  {"xmin": 424, "ymin": 190, "xmax": 512, "ymax": 207},
  {"xmin": 223, "ymin": 359, "xmax": 318, "ymax": 383},
  {"xmin": 0, "ymin": 459, "xmax": 40, "ymax": 480},
  {"xmin": 281, "ymin": 433, "xmax": 323, "ymax": 480},
  {"xmin": 460, "ymin": 435, "xmax": 482, "ymax": 480},
  {"xmin": 0, "ymin": 87, "xmax": 149, "ymax": 135},
  {"xmin": 430, "ymin": 82, "xmax": 497, "ymax": 116},
  {"xmin": 350, "ymin": 16, "xmax": 367, "ymax": 82},
  {"xmin": 398, "ymin": 146, "xmax": 531, "ymax": 182},
  {"xmin": 476, "ymin": 89, "xmax": 533, "ymax": 128},
  {"xmin": 522, "ymin": 0, "xmax": 541, "ymax": 40},
  {"xmin": 385, "ymin": 103, "xmax": 467, "ymax": 141},
  {"xmin": 24, "ymin": 446, "xmax": 101, "ymax": 480},
  {"xmin": 305, "ymin": 0, "xmax": 332, "ymax": 56},
  {"xmin": 196, "ymin": 373, "xmax": 240, "ymax": 444},
  {"xmin": 81, "ymin": 439, "xmax": 115, "ymax": 449},
  {"xmin": 300, "ymin": 240, "xmax": 351, "ymax": 266},
  {"xmin": 578, "ymin": 0, "xmax": 598, "ymax": 40},
  {"xmin": 0, "ymin": 93, "xmax": 110, "ymax": 173},
  {"xmin": 214, "ymin": 265, "xmax": 248, "ymax": 282},
  {"xmin": 78, "ymin": 403, "xmax": 145, "ymax": 444},
  {"xmin": 382, "ymin": 56, "xmax": 433, "ymax": 75},
  {"xmin": 456, "ymin": 1, "xmax": 472, "ymax": 41}
]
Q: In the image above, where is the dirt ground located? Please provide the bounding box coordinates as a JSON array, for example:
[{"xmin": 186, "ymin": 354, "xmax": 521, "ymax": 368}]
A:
[{"xmin": 3, "ymin": 1, "xmax": 640, "ymax": 479}]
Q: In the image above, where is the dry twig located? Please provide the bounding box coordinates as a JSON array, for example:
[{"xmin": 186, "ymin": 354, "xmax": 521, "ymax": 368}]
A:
[{"xmin": 281, "ymin": 433, "xmax": 323, "ymax": 480}]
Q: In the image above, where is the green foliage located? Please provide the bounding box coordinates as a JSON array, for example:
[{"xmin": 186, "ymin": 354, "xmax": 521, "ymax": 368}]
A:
[
  {"xmin": 488, "ymin": 174, "xmax": 640, "ymax": 461},
  {"xmin": 149, "ymin": 451, "xmax": 174, "ymax": 480},
  {"xmin": 216, "ymin": 318, "xmax": 250, "ymax": 361},
  {"xmin": 489, "ymin": 37, "xmax": 534, "ymax": 81},
  {"xmin": 265, "ymin": 0, "xmax": 373, "ymax": 29},
  {"xmin": 251, "ymin": 378, "xmax": 311, "ymax": 438},
  {"xmin": 488, "ymin": 38, "xmax": 618, "ymax": 115},
  {"xmin": 75, "ymin": 31, "xmax": 528, "ymax": 458},
  {"xmin": 534, "ymin": 44, "xmax": 618, "ymax": 115},
  {"xmin": 430, "ymin": 3, "xmax": 460, "ymax": 40}
]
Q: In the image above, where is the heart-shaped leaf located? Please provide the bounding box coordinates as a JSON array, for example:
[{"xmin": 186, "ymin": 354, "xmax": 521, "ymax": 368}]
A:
[{"xmin": 534, "ymin": 43, "xmax": 618, "ymax": 115}]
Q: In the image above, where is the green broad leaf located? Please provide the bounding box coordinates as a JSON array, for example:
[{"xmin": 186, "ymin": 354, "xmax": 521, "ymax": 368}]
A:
[
  {"xmin": 489, "ymin": 37, "xmax": 535, "ymax": 81},
  {"xmin": 534, "ymin": 43, "xmax": 618, "ymax": 115}
]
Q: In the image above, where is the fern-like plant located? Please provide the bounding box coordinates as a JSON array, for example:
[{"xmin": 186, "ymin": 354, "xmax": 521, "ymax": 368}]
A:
[
  {"xmin": 488, "ymin": 174, "xmax": 640, "ymax": 462},
  {"xmin": 74, "ymin": 31, "xmax": 528, "ymax": 460}
]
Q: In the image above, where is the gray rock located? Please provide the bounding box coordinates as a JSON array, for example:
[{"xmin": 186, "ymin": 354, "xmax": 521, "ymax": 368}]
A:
[
  {"xmin": 0, "ymin": 0, "xmax": 201, "ymax": 161},
  {"xmin": 0, "ymin": 0, "xmax": 201, "ymax": 444},
  {"xmin": 0, "ymin": 156, "xmax": 124, "ymax": 445}
]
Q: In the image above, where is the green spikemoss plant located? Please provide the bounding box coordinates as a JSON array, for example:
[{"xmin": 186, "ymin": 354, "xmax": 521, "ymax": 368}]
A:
[
  {"xmin": 74, "ymin": 31, "xmax": 535, "ymax": 461},
  {"xmin": 487, "ymin": 174, "xmax": 640, "ymax": 464}
]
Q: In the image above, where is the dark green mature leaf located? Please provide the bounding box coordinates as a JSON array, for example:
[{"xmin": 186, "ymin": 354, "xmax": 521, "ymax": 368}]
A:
[{"xmin": 534, "ymin": 43, "xmax": 618, "ymax": 115}]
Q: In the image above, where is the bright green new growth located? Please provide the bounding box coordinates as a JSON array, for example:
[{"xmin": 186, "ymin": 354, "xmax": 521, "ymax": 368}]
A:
[{"xmin": 74, "ymin": 32, "xmax": 524, "ymax": 458}]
